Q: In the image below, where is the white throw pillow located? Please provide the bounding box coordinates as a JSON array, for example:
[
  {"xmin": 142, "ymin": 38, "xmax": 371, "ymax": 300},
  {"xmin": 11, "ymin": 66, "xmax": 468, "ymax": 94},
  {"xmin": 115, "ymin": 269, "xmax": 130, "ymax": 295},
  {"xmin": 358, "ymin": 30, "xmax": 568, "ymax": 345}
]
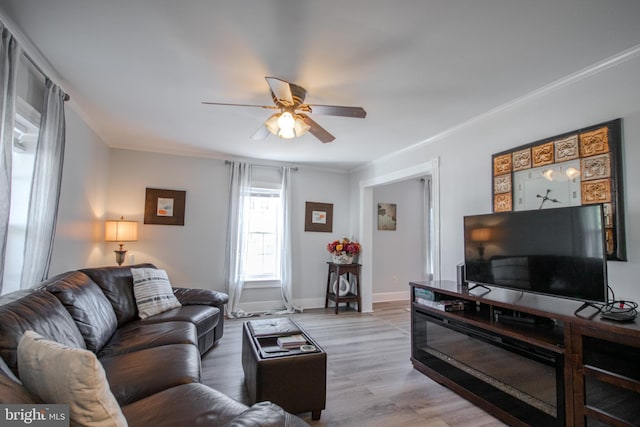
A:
[
  {"xmin": 17, "ymin": 331, "xmax": 128, "ymax": 427},
  {"xmin": 131, "ymin": 268, "xmax": 181, "ymax": 319}
]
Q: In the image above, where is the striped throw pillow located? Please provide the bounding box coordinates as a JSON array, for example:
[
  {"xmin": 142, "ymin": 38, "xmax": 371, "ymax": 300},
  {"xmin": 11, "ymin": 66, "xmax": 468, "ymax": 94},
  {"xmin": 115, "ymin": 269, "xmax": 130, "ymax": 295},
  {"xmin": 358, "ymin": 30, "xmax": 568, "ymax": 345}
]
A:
[{"xmin": 131, "ymin": 268, "xmax": 182, "ymax": 319}]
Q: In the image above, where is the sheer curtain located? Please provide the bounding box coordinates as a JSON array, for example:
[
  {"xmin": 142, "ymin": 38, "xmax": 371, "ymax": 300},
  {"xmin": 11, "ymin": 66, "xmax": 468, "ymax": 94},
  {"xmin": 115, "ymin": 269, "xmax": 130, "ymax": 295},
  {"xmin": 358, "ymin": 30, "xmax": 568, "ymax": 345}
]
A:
[
  {"xmin": 20, "ymin": 79, "xmax": 66, "ymax": 288},
  {"xmin": 422, "ymin": 176, "xmax": 434, "ymax": 281},
  {"xmin": 0, "ymin": 25, "xmax": 20, "ymax": 294},
  {"xmin": 225, "ymin": 161, "xmax": 252, "ymax": 318},
  {"xmin": 278, "ymin": 166, "xmax": 302, "ymax": 313}
]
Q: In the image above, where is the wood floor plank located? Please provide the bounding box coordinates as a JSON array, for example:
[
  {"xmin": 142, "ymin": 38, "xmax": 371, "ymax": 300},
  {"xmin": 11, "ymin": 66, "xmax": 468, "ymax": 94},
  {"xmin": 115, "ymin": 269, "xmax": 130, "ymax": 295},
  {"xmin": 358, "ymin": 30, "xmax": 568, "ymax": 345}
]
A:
[{"xmin": 201, "ymin": 302, "xmax": 507, "ymax": 426}]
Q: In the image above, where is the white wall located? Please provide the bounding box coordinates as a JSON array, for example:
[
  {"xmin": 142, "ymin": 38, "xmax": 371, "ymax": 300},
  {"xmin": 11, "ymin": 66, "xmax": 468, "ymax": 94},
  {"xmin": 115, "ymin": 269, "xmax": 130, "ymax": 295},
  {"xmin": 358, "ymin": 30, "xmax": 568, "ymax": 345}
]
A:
[
  {"xmin": 105, "ymin": 149, "xmax": 351, "ymax": 311},
  {"xmin": 372, "ymin": 179, "xmax": 424, "ymax": 301},
  {"xmin": 49, "ymin": 106, "xmax": 111, "ymax": 275},
  {"xmin": 48, "ymin": 47, "xmax": 640, "ymax": 311},
  {"xmin": 351, "ymin": 50, "xmax": 640, "ymax": 304}
]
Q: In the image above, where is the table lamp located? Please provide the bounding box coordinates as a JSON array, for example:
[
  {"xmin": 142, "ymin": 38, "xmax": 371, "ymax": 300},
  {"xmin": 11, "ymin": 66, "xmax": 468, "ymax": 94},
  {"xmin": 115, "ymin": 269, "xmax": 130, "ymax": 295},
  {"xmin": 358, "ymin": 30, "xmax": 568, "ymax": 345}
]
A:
[{"xmin": 104, "ymin": 216, "xmax": 139, "ymax": 265}]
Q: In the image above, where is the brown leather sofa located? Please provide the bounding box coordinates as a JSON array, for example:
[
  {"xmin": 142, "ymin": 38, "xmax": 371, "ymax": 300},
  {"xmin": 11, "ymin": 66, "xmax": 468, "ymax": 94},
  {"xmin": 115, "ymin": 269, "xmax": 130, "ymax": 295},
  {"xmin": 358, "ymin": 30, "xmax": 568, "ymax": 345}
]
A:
[{"xmin": 0, "ymin": 264, "xmax": 308, "ymax": 426}]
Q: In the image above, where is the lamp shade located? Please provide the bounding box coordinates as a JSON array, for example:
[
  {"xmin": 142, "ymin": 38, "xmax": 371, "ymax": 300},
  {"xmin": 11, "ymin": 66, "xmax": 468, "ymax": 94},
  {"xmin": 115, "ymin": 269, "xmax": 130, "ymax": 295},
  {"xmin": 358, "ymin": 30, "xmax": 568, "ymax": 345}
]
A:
[
  {"xmin": 471, "ymin": 227, "xmax": 491, "ymax": 242},
  {"xmin": 105, "ymin": 217, "xmax": 138, "ymax": 242}
]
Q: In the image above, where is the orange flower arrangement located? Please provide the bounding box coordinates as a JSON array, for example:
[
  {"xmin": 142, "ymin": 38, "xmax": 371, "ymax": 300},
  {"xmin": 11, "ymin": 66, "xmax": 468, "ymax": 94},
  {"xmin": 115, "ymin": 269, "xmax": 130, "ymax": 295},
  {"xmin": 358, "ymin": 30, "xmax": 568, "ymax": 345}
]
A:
[{"xmin": 326, "ymin": 237, "xmax": 361, "ymax": 256}]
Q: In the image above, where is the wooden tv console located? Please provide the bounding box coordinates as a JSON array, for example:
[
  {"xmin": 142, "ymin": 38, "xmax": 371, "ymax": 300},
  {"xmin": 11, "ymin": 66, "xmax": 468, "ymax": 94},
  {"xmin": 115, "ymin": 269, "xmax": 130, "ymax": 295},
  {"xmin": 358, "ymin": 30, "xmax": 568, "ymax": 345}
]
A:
[{"xmin": 410, "ymin": 281, "xmax": 640, "ymax": 427}]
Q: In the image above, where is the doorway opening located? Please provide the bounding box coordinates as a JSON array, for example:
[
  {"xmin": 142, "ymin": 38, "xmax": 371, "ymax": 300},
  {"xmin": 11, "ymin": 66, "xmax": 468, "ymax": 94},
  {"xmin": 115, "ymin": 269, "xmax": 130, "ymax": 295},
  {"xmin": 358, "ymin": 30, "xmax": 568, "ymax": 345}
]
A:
[{"xmin": 358, "ymin": 159, "xmax": 440, "ymax": 312}]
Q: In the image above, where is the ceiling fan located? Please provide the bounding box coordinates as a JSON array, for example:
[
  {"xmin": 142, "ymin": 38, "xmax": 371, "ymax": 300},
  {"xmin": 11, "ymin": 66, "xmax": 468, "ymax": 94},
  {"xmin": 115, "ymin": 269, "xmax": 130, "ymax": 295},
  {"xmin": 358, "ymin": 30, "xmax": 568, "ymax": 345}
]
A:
[{"xmin": 202, "ymin": 77, "xmax": 366, "ymax": 143}]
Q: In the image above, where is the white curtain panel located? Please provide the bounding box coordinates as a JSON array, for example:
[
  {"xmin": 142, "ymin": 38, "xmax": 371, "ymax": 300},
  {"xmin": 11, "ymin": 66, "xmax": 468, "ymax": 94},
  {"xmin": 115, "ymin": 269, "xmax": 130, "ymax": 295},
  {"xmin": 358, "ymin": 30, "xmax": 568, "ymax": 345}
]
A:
[
  {"xmin": 422, "ymin": 176, "xmax": 434, "ymax": 281},
  {"xmin": 0, "ymin": 25, "xmax": 20, "ymax": 294},
  {"xmin": 20, "ymin": 79, "xmax": 66, "ymax": 288},
  {"xmin": 224, "ymin": 161, "xmax": 252, "ymax": 318},
  {"xmin": 278, "ymin": 166, "xmax": 302, "ymax": 313}
]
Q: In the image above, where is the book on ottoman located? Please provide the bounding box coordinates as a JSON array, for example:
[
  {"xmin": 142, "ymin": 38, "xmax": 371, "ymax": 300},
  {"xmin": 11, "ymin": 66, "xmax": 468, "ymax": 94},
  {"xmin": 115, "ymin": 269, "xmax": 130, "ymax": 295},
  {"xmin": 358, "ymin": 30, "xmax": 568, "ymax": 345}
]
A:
[
  {"xmin": 277, "ymin": 334, "xmax": 307, "ymax": 349},
  {"xmin": 247, "ymin": 318, "xmax": 302, "ymax": 338}
]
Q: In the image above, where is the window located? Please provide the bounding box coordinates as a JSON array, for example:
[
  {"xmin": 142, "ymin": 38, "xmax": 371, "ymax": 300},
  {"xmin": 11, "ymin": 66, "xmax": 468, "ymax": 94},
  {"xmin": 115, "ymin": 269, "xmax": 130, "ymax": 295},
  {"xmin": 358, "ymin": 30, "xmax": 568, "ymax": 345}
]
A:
[{"xmin": 243, "ymin": 187, "xmax": 282, "ymax": 281}]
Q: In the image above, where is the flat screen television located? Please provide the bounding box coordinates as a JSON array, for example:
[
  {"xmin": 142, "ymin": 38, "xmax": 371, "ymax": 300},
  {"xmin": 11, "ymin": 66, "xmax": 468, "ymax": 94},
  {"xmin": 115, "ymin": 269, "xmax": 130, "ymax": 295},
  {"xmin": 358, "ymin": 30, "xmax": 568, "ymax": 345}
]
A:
[{"xmin": 463, "ymin": 204, "xmax": 607, "ymax": 304}]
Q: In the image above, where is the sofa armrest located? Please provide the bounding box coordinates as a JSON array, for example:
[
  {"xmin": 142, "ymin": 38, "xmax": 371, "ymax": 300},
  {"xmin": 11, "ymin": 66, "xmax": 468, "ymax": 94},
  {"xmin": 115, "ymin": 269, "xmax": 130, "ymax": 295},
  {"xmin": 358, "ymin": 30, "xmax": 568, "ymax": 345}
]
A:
[{"xmin": 172, "ymin": 287, "xmax": 229, "ymax": 308}]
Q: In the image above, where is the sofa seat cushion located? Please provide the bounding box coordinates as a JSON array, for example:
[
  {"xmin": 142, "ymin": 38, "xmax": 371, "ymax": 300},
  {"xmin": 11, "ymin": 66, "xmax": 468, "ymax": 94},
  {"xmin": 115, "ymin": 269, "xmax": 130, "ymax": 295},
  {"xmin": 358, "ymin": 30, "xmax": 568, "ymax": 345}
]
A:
[
  {"xmin": 18, "ymin": 331, "xmax": 127, "ymax": 427},
  {"xmin": 97, "ymin": 321, "xmax": 197, "ymax": 358},
  {"xmin": 0, "ymin": 290, "xmax": 86, "ymax": 376},
  {"xmin": 141, "ymin": 305, "xmax": 220, "ymax": 338},
  {"xmin": 43, "ymin": 271, "xmax": 118, "ymax": 353},
  {"xmin": 100, "ymin": 343, "xmax": 201, "ymax": 405},
  {"xmin": 122, "ymin": 383, "xmax": 249, "ymax": 427}
]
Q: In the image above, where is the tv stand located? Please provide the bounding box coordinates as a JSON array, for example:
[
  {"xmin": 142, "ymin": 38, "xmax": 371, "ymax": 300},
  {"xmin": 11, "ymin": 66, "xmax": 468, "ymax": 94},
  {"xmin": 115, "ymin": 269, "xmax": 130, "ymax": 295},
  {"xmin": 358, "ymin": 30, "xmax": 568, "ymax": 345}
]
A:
[{"xmin": 411, "ymin": 280, "xmax": 640, "ymax": 427}]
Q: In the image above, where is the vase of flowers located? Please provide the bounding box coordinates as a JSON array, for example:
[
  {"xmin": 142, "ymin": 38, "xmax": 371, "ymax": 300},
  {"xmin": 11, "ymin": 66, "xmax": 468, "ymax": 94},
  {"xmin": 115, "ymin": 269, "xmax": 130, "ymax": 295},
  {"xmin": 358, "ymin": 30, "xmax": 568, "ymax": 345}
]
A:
[{"xmin": 327, "ymin": 237, "xmax": 361, "ymax": 264}]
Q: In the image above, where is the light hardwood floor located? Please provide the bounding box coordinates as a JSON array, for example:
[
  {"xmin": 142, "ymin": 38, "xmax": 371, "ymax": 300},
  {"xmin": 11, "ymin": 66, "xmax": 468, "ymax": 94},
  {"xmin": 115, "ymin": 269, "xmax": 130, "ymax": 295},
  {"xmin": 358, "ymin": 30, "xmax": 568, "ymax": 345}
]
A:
[{"xmin": 202, "ymin": 302, "xmax": 507, "ymax": 426}]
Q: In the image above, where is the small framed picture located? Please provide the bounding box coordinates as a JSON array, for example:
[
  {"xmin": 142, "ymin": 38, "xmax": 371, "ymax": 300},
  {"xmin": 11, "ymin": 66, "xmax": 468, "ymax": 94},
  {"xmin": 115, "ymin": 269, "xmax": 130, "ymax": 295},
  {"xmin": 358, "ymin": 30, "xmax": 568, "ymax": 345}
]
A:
[
  {"xmin": 144, "ymin": 188, "xmax": 186, "ymax": 225},
  {"xmin": 304, "ymin": 202, "xmax": 333, "ymax": 232},
  {"xmin": 378, "ymin": 202, "xmax": 397, "ymax": 231}
]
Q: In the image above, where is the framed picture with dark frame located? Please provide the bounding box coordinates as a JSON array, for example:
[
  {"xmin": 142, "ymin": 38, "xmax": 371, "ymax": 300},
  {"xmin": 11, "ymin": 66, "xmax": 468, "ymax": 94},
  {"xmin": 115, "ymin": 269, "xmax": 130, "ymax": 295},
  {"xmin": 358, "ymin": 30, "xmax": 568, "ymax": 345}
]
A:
[
  {"xmin": 304, "ymin": 202, "xmax": 333, "ymax": 232},
  {"xmin": 144, "ymin": 188, "xmax": 186, "ymax": 226}
]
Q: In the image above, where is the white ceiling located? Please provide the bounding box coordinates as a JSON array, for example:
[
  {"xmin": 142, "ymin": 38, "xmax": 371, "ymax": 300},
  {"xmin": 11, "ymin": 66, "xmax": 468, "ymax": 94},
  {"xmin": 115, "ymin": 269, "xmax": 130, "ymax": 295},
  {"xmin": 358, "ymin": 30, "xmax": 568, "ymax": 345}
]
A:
[{"xmin": 1, "ymin": 1, "xmax": 640, "ymax": 170}]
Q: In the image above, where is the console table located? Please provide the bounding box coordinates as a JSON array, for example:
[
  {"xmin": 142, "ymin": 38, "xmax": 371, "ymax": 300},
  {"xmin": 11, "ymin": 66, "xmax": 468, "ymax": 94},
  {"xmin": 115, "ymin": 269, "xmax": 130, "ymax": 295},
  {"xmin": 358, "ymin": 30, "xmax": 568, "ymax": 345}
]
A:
[
  {"xmin": 410, "ymin": 280, "xmax": 640, "ymax": 427},
  {"xmin": 325, "ymin": 262, "xmax": 361, "ymax": 314}
]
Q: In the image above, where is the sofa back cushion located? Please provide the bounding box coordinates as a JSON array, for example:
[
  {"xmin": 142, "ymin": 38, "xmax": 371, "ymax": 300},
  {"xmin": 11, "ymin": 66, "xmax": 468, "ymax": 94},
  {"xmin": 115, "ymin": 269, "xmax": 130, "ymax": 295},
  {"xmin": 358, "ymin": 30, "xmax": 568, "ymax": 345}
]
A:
[
  {"xmin": 0, "ymin": 289, "xmax": 86, "ymax": 376},
  {"xmin": 81, "ymin": 263, "xmax": 156, "ymax": 326},
  {"xmin": 44, "ymin": 271, "xmax": 118, "ymax": 353}
]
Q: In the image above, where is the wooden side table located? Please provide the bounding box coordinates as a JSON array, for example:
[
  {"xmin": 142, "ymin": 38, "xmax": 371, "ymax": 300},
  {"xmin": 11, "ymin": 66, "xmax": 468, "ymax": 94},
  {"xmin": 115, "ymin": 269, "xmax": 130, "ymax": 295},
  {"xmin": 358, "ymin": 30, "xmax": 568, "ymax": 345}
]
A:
[{"xmin": 324, "ymin": 262, "xmax": 361, "ymax": 314}]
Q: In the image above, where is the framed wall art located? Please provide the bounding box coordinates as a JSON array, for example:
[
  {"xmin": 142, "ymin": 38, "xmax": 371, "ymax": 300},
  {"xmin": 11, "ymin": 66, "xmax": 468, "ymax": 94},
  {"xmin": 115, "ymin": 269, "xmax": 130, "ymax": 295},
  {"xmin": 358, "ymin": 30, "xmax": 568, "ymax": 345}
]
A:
[
  {"xmin": 304, "ymin": 202, "xmax": 333, "ymax": 232},
  {"xmin": 491, "ymin": 118, "xmax": 626, "ymax": 260},
  {"xmin": 377, "ymin": 202, "xmax": 397, "ymax": 231},
  {"xmin": 144, "ymin": 188, "xmax": 186, "ymax": 226}
]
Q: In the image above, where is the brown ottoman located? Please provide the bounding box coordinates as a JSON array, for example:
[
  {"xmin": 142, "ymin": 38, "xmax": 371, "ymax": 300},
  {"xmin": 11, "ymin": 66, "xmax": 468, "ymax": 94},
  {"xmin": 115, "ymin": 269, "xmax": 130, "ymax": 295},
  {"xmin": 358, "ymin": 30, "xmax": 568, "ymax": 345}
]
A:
[{"xmin": 242, "ymin": 318, "xmax": 327, "ymax": 420}]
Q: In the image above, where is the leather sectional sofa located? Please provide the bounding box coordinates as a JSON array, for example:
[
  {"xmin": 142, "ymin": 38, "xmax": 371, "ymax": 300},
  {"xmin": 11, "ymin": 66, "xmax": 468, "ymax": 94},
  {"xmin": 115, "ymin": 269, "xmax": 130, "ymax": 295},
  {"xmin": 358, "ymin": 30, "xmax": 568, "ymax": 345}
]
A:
[{"xmin": 0, "ymin": 264, "xmax": 308, "ymax": 426}]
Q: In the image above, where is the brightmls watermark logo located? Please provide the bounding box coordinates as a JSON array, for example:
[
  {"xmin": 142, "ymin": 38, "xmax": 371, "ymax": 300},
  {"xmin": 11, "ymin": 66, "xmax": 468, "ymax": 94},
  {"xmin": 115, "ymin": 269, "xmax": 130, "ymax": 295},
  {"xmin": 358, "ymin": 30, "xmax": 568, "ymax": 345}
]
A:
[{"xmin": 1, "ymin": 405, "xmax": 69, "ymax": 426}]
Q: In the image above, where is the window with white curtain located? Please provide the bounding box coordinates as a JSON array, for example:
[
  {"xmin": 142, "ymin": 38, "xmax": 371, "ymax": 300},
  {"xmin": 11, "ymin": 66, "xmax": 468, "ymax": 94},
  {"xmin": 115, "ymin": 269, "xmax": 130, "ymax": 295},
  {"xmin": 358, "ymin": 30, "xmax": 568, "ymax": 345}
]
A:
[
  {"xmin": 243, "ymin": 187, "xmax": 282, "ymax": 281},
  {"xmin": 1, "ymin": 56, "xmax": 44, "ymax": 294}
]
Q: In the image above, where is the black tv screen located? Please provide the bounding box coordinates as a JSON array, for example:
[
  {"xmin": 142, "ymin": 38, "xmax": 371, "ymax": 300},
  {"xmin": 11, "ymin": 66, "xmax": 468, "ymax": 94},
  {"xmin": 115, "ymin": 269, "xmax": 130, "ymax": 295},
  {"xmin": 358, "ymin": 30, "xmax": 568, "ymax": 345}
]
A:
[{"xmin": 463, "ymin": 204, "xmax": 607, "ymax": 303}]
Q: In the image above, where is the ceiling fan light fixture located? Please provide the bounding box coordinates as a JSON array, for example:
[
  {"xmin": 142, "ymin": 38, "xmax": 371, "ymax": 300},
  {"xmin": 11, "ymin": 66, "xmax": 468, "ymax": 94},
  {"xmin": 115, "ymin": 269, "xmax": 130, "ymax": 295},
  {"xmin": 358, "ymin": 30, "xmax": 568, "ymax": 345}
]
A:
[
  {"xmin": 264, "ymin": 113, "xmax": 280, "ymax": 134},
  {"xmin": 277, "ymin": 112, "xmax": 296, "ymax": 139},
  {"xmin": 565, "ymin": 167, "xmax": 580, "ymax": 179},
  {"xmin": 294, "ymin": 116, "xmax": 310, "ymax": 136},
  {"xmin": 264, "ymin": 112, "xmax": 310, "ymax": 139}
]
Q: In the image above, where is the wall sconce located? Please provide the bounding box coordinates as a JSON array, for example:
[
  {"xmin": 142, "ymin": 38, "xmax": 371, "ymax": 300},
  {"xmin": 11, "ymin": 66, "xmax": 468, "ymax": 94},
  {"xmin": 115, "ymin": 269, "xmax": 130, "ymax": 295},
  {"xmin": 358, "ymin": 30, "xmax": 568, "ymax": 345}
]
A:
[{"xmin": 104, "ymin": 216, "xmax": 138, "ymax": 265}]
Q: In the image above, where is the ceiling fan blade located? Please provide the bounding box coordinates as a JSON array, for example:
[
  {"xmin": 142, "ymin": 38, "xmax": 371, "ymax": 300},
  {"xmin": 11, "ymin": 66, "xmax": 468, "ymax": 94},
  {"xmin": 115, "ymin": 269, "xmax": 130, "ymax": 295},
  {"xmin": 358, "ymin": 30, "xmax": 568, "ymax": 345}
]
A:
[
  {"xmin": 305, "ymin": 104, "xmax": 367, "ymax": 118},
  {"xmin": 201, "ymin": 101, "xmax": 277, "ymax": 110},
  {"xmin": 250, "ymin": 124, "xmax": 271, "ymax": 141},
  {"xmin": 301, "ymin": 114, "xmax": 335, "ymax": 143},
  {"xmin": 265, "ymin": 77, "xmax": 294, "ymax": 105}
]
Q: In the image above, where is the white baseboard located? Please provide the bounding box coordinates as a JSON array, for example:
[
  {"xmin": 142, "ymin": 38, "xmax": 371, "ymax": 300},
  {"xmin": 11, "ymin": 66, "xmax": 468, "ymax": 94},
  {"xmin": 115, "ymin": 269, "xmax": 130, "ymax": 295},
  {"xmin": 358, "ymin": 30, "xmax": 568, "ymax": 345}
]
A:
[
  {"xmin": 237, "ymin": 297, "xmax": 327, "ymax": 314},
  {"xmin": 372, "ymin": 290, "xmax": 410, "ymax": 303},
  {"xmin": 234, "ymin": 293, "xmax": 407, "ymax": 315}
]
